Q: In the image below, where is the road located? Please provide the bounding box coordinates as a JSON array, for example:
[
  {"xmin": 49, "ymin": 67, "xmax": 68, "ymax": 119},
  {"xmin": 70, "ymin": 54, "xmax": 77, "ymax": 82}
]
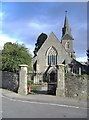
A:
[{"xmin": 2, "ymin": 96, "xmax": 87, "ymax": 118}]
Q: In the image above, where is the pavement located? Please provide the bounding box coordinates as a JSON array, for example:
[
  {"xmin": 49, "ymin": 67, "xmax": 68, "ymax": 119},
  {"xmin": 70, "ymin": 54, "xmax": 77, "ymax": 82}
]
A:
[{"xmin": 0, "ymin": 88, "xmax": 88, "ymax": 109}]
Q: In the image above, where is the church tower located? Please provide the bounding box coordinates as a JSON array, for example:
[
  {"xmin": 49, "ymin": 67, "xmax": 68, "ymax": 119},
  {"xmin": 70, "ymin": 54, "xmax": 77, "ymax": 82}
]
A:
[{"xmin": 61, "ymin": 11, "xmax": 76, "ymax": 59}]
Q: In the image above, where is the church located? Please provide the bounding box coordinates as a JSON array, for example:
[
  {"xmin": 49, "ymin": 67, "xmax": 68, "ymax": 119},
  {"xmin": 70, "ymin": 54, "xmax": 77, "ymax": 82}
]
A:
[{"xmin": 32, "ymin": 12, "xmax": 87, "ymax": 95}]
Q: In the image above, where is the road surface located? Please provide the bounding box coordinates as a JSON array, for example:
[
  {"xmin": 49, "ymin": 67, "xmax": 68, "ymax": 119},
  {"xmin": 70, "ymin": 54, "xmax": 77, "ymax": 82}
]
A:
[{"xmin": 2, "ymin": 96, "xmax": 87, "ymax": 118}]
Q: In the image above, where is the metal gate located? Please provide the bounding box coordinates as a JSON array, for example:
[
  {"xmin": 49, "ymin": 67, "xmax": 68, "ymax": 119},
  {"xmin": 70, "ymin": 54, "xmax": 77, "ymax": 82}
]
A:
[{"xmin": 47, "ymin": 69, "xmax": 57, "ymax": 95}]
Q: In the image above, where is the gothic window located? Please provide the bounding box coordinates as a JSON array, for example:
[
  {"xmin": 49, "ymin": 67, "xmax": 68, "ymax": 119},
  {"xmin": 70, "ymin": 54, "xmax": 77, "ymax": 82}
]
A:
[
  {"xmin": 47, "ymin": 47, "xmax": 57, "ymax": 66},
  {"xmin": 65, "ymin": 41, "xmax": 70, "ymax": 49},
  {"xmin": 67, "ymin": 41, "xmax": 70, "ymax": 48}
]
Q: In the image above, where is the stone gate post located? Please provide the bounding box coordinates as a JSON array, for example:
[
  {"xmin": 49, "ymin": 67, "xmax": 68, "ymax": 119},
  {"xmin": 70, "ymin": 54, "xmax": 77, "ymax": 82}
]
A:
[
  {"xmin": 56, "ymin": 64, "xmax": 65, "ymax": 97},
  {"xmin": 18, "ymin": 64, "xmax": 28, "ymax": 95}
]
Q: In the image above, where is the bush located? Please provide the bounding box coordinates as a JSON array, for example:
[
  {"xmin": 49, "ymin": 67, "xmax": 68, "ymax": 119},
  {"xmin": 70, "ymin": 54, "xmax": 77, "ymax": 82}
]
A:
[
  {"xmin": 27, "ymin": 80, "xmax": 33, "ymax": 85},
  {"xmin": 31, "ymin": 85, "xmax": 39, "ymax": 92},
  {"xmin": 2, "ymin": 42, "xmax": 32, "ymax": 73},
  {"xmin": 27, "ymin": 80, "xmax": 39, "ymax": 92}
]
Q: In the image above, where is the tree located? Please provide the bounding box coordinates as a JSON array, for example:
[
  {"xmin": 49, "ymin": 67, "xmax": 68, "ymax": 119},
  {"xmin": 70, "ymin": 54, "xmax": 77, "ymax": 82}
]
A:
[
  {"xmin": 2, "ymin": 42, "xmax": 32, "ymax": 73},
  {"xmin": 87, "ymin": 49, "xmax": 89, "ymax": 62},
  {"xmin": 87, "ymin": 49, "xmax": 89, "ymax": 75},
  {"xmin": 34, "ymin": 33, "xmax": 48, "ymax": 56},
  {"xmin": 0, "ymin": 50, "xmax": 2, "ymax": 70}
]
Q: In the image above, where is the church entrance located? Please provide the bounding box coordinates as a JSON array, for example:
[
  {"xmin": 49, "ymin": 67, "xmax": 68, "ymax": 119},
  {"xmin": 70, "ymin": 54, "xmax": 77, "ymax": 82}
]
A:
[{"xmin": 47, "ymin": 68, "xmax": 57, "ymax": 95}]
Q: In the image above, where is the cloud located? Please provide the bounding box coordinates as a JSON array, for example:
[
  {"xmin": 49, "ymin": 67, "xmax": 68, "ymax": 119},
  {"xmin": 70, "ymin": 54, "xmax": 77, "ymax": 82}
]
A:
[
  {"xmin": 0, "ymin": 33, "xmax": 35, "ymax": 55},
  {"xmin": 1, "ymin": 2, "xmax": 87, "ymax": 61},
  {"xmin": 0, "ymin": 33, "xmax": 18, "ymax": 49},
  {"xmin": 0, "ymin": 12, "xmax": 4, "ymax": 18},
  {"xmin": 28, "ymin": 19, "xmax": 61, "ymax": 34},
  {"xmin": 26, "ymin": 44, "xmax": 35, "ymax": 56},
  {"xmin": 71, "ymin": 21, "xmax": 87, "ymax": 59},
  {"xmin": 76, "ymin": 56, "xmax": 87, "ymax": 62},
  {"xmin": 28, "ymin": 21, "xmax": 47, "ymax": 30},
  {"xmin": 0, "ymin": 11, "xmax": 8, "ymax": 23}
]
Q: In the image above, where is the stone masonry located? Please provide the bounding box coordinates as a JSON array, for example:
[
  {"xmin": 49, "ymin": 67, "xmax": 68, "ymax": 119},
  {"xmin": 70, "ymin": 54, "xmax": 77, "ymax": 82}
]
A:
[{"xmin": 18, "ymin": 64, "xmax": 28, "ymax": 95}]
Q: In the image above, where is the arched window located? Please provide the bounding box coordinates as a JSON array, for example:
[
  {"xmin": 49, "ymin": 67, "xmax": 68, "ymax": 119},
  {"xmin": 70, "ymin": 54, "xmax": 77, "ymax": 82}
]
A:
[
  {"xmin": 46, "ymin": 47, "xmax": 57, "ymax": 66},
  {"xmin": 65, "ymin": 41, "xmax": 70, "ymax": 49}
]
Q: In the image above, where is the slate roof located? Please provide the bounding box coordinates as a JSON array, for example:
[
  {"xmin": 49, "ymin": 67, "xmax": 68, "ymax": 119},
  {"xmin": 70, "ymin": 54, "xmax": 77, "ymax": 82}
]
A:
[{"xmin": 62, "ymin": 34, "xmax": 74, "ymax": 40}]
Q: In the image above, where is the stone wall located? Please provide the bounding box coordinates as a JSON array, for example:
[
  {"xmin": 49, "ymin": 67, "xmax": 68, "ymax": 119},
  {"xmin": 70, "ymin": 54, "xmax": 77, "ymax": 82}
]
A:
[
  {"xmin": 0, "ymin": 71, "xmax": 2, "ymax": 88},
  {"xmin": 0, "ymin": 70, "xmax": 33, "ymax": 93},
  {"xmin": 65, "ymin": 73, "xmax": 88, "ymax": 99},
  {"xmin": 1, "ymin": 71, "xmax": 19, "ymax": 92}
]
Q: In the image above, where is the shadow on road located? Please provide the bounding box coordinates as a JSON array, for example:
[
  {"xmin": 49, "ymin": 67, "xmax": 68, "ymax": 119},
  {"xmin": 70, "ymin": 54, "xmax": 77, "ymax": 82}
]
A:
[
  {"xmin": 32, "ymin": 90, "xmax": 48, "ymax": 95},
  {"xmin": 35, "ymin": 90, "xmax": 48, "ymax": 95},
  {"xmin": 32, "ymin": 90, "xmax": 56, "ymax": 96}
]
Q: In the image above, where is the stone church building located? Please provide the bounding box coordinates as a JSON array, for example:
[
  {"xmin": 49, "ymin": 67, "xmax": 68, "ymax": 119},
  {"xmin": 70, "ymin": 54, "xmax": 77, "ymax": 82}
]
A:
[{"xmin": 33, "ymin": 13, "xmax": 87, "ymax": 95}]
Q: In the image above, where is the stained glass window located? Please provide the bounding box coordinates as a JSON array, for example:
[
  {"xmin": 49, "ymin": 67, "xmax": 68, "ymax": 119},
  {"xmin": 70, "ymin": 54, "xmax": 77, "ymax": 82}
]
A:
[{"xmin": 47, "ymin": 47, "xmax": 57, "ymax": 65}]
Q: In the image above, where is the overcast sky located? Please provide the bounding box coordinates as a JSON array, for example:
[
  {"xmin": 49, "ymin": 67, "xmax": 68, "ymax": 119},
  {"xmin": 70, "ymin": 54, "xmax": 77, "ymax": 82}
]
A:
[{"xmin": 1, "ymin": 2, "xmax": 87, "ymax": 62}]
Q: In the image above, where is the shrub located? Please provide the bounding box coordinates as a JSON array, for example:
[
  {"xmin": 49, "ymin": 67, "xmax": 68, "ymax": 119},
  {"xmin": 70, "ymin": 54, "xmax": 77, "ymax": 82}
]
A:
[
  {"xmin": 31, "ymin": 85, "xmax": 39, "ymax": 92},
  {"xmin": 27, "ymin": 80, "xmax": 33, "ymax": 85}
]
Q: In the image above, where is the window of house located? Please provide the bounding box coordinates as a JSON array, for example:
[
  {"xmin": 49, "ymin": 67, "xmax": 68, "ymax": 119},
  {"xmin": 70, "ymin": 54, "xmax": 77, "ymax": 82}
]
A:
[{"xmin": 47, "ymin": 47, "xmax": 57, "ymax": 65}]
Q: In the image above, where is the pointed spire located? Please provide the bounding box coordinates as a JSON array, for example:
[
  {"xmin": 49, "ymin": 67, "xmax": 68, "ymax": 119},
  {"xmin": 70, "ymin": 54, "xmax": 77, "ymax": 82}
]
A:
[
  {"xmin": 64, "ymin": 11, "xmax": 69, "ymax": 27},
  {"xmin": 62, "ymin": 11, "xmax": 71, "ymax": 37}
]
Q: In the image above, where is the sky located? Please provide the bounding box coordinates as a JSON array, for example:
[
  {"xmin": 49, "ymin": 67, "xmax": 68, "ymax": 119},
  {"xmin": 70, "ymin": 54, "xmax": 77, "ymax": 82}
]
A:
[{"xmin": 0, "ymin": 2, "xmax": 87, "ymax": 62}]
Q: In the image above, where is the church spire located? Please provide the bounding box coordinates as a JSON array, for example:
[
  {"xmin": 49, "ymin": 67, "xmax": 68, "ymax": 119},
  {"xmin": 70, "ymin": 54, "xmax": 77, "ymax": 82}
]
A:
[{"xmin": 62, "ymin": 11, "xmax": 71, "ymax": 37}]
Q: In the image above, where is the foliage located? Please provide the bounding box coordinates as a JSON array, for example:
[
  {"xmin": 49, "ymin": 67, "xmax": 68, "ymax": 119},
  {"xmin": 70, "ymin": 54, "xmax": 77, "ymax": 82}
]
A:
[
  {"xmin": 2, "ymin": 42, "xmax": 32, "ymax": 73},
  {"xmin": 87, "ymin": 49, "xmax": 89, "ymax": 62},
  {"xmin": 27, "ymin": 80, "xmax": 33, "ymax": 85},
  {"xmin": 34, "ymin": 33, "xmax": 48, "ymax": 56},
  {"xmin": 65, "ymin": 72, "xmax": 73, "ymax": 78},
  {"xmin": 31, "ymin": 85, "xmax": 39, "ymax": 92},
  {"xmin": 0, "ymin": 50, "xmax": 2, "ymax": 70},
  {"xmin": 65, "ymin": 72, "xmax": 82, "ymax": 80},
  {"xmin": 27, "ymin": 80, "xmax": 39, "ymax": 92},
  {"xmin": 42, "ymin": 82, "xmax": 47, "ymax": 85}
]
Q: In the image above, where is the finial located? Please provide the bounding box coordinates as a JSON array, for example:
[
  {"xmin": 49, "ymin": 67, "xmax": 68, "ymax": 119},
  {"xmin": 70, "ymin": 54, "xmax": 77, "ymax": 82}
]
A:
[{"xmin": 65, "ymin": 10, "xmax": 67, "ymax": 16}]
